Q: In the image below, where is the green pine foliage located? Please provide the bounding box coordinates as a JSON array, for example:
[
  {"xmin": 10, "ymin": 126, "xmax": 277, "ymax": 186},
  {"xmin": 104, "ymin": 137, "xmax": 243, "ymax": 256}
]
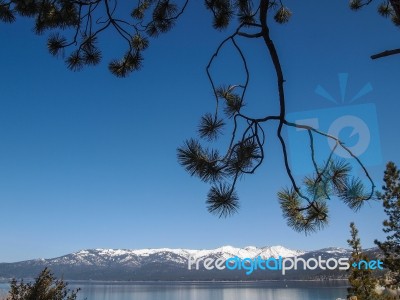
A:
[
  {"xmin": 350, "ymin": 0, "xmax": 400, "ymax": 27},
  {"xmin": 0, "ymin": 1, "xmax": 378, "ymax": 232},
  {"xmin": 375, "ymin": 162, "xmax": 400, "ymax": 289},
  {"xmin": 278, "ymin": 160, "xmax": 371, "ymax": 233},
  {"xmin": 347, "ymin": 222, "xmax": 379, "ymax": 300},
  {"xmin": 0, "ymin": 0, "xmax": 291, "ymax": 77},
  {"xmin": 6, "ymin": 268, "xmax": 82, "ymax": 300}
]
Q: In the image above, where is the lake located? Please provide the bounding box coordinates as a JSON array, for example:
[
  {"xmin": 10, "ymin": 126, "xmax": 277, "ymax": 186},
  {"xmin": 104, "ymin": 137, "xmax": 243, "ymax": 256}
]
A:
[{"xmin": 0, "ymin": 280, "xmax": 349, "ymax": 300}]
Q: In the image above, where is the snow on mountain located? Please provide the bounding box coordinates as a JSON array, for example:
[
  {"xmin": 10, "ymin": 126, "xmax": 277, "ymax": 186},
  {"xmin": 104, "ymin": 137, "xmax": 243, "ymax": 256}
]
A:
[
  {"xmin": 0, "ymin": 245, "xmax": 357, "ymax": 281},
  {"xmin": 319, "ymin": 247, "xmax": 351, "ymax": 254},
  {"xmin": 188, "ymin": 245, "xmax": 305, "ymax": 260},
  {"xmin": 43, "ymin": 245, "xmax": 306, "ymax": 267}
]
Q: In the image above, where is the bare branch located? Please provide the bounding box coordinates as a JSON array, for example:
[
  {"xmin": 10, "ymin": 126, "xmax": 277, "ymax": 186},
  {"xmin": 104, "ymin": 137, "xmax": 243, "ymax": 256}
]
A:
[{"xmin": 371, "ymin": 48, "xmax": 400, "ymax": 59}]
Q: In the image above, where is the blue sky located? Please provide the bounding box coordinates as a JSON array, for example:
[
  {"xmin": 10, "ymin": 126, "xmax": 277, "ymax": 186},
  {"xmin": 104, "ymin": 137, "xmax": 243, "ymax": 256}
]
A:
[{"xmin": 0, "ymin": 1, "xmax": 399, "ymax": 263}]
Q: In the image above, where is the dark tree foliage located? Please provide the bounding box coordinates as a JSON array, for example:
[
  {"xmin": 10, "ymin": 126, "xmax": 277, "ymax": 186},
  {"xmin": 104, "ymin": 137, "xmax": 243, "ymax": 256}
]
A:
[
  {"xmin": 375, "ymin": 162, "xmax": 400, "ymax": 289},
  {"xmin": 350, "ymin": 0, "xmax": 400, "ymax": 59},
  {"xmin": 347, "ymin": 222, "xmax": 379, "ymax": 300},
  {"xmin": 175, "ymin": 0, "xmax": 375, "ymax": 234},
  {"xmin": 0, "ymin": 0, "xmax": 190, "ymax": 77},
  {"xmin": 0, "ymin": 0, "xmax": 379, "ymax": 233},
  {"xmin": 6, "ymin": 268, "xmax": 81, "ymax": 300}
]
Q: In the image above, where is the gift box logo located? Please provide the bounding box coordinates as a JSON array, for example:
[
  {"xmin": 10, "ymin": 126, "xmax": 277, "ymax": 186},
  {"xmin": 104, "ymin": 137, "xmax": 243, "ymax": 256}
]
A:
[{"xmin": 286, "ymin": 74, "xmax": 382, "ymax": 175}]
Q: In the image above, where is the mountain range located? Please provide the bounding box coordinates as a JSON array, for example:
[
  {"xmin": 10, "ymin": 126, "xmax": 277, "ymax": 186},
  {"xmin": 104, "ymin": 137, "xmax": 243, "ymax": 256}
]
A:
[{"xmin": 0, "ymin": 246, "xmax": 379, "ymax": 281}]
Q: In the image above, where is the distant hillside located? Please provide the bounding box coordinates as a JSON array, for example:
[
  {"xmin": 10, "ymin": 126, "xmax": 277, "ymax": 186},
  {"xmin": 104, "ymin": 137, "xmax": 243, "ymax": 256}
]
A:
[{"xmin": 0, "ymin": 245, "xmax": 381, "ymax": 281}]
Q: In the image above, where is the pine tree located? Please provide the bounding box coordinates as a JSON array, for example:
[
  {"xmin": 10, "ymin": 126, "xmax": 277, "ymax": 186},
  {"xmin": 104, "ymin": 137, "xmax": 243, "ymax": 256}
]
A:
[
  {"xmin": 347, "ymin": 222, "xmax": 379, "ymax": 300},
  {"xmin": 0, "ymin": 1, "xmax": 378, "ymax": 232},
  {"xmin": 375, "ymin": 162, "xmax": 400, "ymax": 289},
  {"xmin": 350, "ymin": 0, "xmax": 400, "ymax": 59},
  {"xmin": 6, "ymin": 268, "xmax": 81, "ymax": 300}
]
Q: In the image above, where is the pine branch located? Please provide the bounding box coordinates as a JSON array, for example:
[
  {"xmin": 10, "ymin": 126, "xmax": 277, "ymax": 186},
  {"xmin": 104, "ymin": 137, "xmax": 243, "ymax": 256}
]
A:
[{"xmin": 371, "ymin": 48, "xmax": 400, "ymax": 59}]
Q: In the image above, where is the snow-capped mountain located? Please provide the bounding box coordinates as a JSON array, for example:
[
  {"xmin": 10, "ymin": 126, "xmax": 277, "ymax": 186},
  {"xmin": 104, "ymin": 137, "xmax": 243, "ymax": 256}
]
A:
[
  {"xmin": 17, "ymin": 245, "xmax": 304, "ymax": 268},
  {"xmin": 0, "ymin": 245, "xmax": 375, "ymax": 281}
]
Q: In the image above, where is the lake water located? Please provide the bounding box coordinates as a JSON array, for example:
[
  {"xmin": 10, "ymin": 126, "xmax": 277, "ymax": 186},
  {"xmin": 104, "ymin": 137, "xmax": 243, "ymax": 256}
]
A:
[{"xmin": 0, "ymin": 281, "xmax": 349, "ymax": 300}]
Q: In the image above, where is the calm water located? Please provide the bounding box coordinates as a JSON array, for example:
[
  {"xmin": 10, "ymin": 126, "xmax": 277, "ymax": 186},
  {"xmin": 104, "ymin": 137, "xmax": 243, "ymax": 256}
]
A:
[{"xmin": 0, "ymin": 281, "xmax": 349, "ymax": 300}]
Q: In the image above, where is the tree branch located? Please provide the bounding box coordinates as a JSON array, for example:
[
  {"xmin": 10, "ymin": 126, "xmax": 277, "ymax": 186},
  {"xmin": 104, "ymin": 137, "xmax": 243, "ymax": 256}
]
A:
[{"xmin": 371, "ymin": 48, "xmax": 400, "ymax": 59}]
